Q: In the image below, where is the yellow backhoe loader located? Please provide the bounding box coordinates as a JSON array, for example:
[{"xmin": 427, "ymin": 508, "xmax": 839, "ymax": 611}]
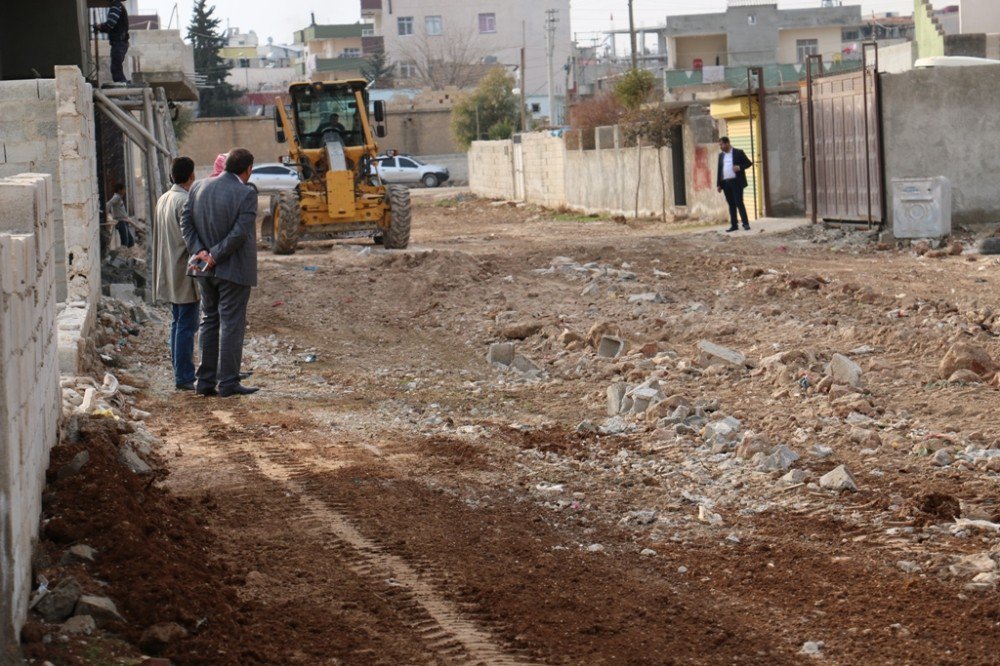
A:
[{"xmin": 262, "ymin": 78, "xmax": 410, "ymax": 254}]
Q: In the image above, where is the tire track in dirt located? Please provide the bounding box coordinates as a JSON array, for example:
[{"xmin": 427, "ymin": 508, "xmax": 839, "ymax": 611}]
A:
[{"xmin": 211, "ymin": 412, "xmax": 536, "ymax": 666}]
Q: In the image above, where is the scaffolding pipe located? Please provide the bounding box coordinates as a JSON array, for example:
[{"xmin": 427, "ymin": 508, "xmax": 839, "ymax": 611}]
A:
[
  {"xmin": 94, "ymin": 89, "xmax": 171, "ymax": 156},
  {"xmin": 95, "ymin": 100, "xmax": 148, "ymax": 149}
]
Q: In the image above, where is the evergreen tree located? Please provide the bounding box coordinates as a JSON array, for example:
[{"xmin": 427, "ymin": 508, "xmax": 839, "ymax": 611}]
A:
[
  {"xmin": 361, "ymin": 50, "xmax": 395, "ymax": 88},
  {"xmin": 187, "ymin": 0, "xmax": 244, "ymax": 117},
  {"xmin": 451, "ymin": 67, "xmax": 520, "ymax": 149}
]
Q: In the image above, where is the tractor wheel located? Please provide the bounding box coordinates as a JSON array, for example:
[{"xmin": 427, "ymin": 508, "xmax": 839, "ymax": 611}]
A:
[
  {"xmin": 272, "ymin": 190, "xmax": 301, "ymax": 255},
  {"xmin": 384, "ymin": 185, "xmax": 411, "ymax": 249}
]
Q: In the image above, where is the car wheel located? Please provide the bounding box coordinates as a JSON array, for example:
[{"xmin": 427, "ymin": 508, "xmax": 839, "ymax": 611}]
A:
[{"xmin": 421, "ymin": 173, "xmax": 439, "ymax": 188}]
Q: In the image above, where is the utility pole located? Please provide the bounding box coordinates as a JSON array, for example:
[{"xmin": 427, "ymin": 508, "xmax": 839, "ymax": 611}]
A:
[
  {"xmin": 521, "ymin": 20, "xmax": 527, "ymax": 131},
  {"xmin": 545, "ymin": 8, "xmax": 558, "ymax": 126},
  {"xmin": 628, "ymin": 0, "xmax": 637, "ymax": 70}
]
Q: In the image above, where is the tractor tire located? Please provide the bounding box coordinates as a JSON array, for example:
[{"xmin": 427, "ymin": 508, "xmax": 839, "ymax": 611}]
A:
[
  {"xmin": 272, "ymin": 190, "xmax": 301, "ymax": 255},
  {"xmin": 384, "ymin": 185, "xmax": 411, "ymax": 249}
]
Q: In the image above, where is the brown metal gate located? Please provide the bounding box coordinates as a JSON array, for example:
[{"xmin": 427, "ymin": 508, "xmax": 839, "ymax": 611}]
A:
[{"xmin": 801, "ymin": 45, "xmax": 884, "ymax": 226}]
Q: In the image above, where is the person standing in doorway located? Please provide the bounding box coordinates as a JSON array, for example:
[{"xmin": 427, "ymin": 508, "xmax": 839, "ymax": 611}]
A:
[
  {"xmin": 153, "ymin": 157, "xmax": 200, "ymax": 391},
  {"xmin": 107, "ymin": 184, "xmax": 135, "ymax": 248},
  {"xmin": 97, "ymin": 0, "xmax": 130, "ymax": 84},
  {"xmin": 180, "ymin": 148, "xmax": 259, "ymax": 398},
  {"xmin": 716, "ymin": 136, "xmax": 753, "ymax": 232}
]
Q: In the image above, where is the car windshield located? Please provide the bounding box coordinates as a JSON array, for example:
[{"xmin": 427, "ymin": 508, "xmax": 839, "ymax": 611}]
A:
[{"xmin": 292, "ymin": 85, "xmax": 365, "ymax": 147}]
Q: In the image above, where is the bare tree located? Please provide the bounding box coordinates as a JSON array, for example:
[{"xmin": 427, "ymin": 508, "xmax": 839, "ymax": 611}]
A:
[{"xmin": 395, "ymin": 30, "xmax": 491, "ymax": 90}]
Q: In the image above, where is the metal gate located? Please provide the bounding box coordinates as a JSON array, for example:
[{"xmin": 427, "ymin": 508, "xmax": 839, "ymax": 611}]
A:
[{"xmin": 801, "ymin": 45, "xmax": 884, "ymax": 225}]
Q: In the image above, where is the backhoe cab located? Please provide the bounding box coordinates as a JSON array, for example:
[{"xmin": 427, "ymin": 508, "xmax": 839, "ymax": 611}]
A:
[{"xmin": 262, "ymin": 78, "xmax": 411, "ymax": 254}]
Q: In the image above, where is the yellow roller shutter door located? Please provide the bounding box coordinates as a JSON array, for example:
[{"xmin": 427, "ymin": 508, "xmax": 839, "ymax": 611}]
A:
[{"xmin": 726, "ymin": 118, "xmax": 764, "ymax": 222}]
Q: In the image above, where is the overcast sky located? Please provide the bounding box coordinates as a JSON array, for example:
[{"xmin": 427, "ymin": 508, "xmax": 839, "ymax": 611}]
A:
[{"xmin": 146, "ymin": 0, "xmax": 920, "ymax": 46}]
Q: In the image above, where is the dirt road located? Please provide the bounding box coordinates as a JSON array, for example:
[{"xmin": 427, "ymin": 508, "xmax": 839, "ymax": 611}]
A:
[{"xmin": 98, "ymin": 196, "xmax": 1000, "ymax": 663}]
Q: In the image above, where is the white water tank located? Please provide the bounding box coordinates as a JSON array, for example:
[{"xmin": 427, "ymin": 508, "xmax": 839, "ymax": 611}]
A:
[{"xmin": 892, "ymin": 176, "xmax": 952, "ymax": 239}]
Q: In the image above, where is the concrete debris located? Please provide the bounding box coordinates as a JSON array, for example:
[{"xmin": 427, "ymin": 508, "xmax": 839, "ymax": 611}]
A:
[
  {"xmin": 140, "ymin": 622, "xmax": 189, "ymax": 653},
  {"xmin": 819, "ymin": 465, "xmax": 858, "ymax": 492},
  {"xmin": 59, "ymin": 615, "xmax": 96, "ymax": 636},
  {"xmin": 575, "ymin": 420, "xmax": 597, "ymax": 434},
  {"xmin": 897, "ymin": 560, "xmax": 922, "ymax": 574},
  {"xmin": 597, "ymin": 335, "xmax": 625, "ymax": 359},
  {"xmin": 487, "ymin": 342, "xmax": 515, "ymax": 367},
  {"xmin": 74, "ymin": 594, "xmax": 125, "ymax": 625},
  {"xmin": 800, "ymin": 641, "xmax": 824, "ymax": 656},
  {"xmin": 696, "ymin": 340, "xmax": 746, "ymax": 368},
  {"xmin": 510, "ymin": 354, "xmax": 542, "ymax": 378},
  {"xmin": 758, "ymin": 445, "xmax": 799, "ymax": 472},
  {"xmin": 35, "ymin": 577, "xmax": 81, "ymax": 623},
  {"xmin": 931, "ymin": 449, "xmax": 953, "ymax": 467},
  {"xmin": 640, "ymin": 548, "xmax": 657, "ymax": 557},
  {"xmin": 948, "ymin": 553, "xmax": 996, "ymax": 577},
  {"xmin": 828, "ymin": 353, "xmax": 863, "ymax": 387},
  {"xmin": 698, "ymin": 505, "xmax": 723, "ymax": 526},
  {"xmin": 586, "ymin": 543, "xmax": 605, "ymax": 553},
  {"xmin": 780, "ymin": 469, "xmax": 807, "ymax": 485},
  {"xmin": 600, "ymin": 416, "xmax": 629, "ymax": 435},
  {"xmin": 56, "ymin": 451, "xmax": 90, "ymax": 481},
  {"xmin": 119, "ymin": 444, "xmax": 152, "ymax": 474},
  {"xmin": 68, "ymin": 544, "xmax": 96, "ymax": 563},
  {"xmin": 938, "ymin": 342, "xmax": 996, "ymax": 380},
  {"xmin": 627, "ymin": 292, "xmax": 665, "ymax": 304}
]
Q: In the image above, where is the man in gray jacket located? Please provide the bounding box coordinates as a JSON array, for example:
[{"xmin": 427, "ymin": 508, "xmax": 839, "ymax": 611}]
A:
[
  {"xmin": 153, "ymin": 157, "xmax": 199, "ymax": 390},
  {"xmin": 180, "ymin": 148, "xmax": 259, "ymax": 397}
]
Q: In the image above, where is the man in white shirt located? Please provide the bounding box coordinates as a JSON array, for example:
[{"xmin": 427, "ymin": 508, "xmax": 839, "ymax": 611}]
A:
[{"xmin": 716, "ymin": 136, "xmax": 754, "ymax": 232}]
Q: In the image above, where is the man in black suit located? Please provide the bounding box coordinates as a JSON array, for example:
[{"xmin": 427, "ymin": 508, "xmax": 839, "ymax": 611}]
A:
[
  {"xmin": 180, "ymin": 148, "xmax": 259, "ymax": 397},
  {"xmin": 716, "ymin": 136, "xmax": 754, "ymax": 232}
]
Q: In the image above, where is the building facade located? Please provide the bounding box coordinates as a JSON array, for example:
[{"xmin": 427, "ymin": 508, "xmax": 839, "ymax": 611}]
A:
[
  {"xmin": 294, "ymin": 21, "xmax": 376, "ymax": 82},
  {"xmin": 361, "ymin": 0, "xmax": 572, "ymax": 121}
]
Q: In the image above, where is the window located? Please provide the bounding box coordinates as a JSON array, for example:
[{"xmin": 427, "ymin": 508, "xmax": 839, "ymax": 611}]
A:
[
  {"xmin": 747, "ymin": 14, "xmax": 756, "ymax": 26},
  {"xmin": 342, "ymin": 48, "xmax": 361, "ymax": 58},
  {"xmin": 530, "ymin": 102, "xmax": 541, "ymax": 113},
  {"xmin": 362, "ymin": 25, "xmax": 374, "ymax": 36},
  {"xmin": 380, "ymin": 157, "xmax": 397, "ymax": 168},
  {"xmin": 796, "ymin": 38, "xmax": 819, "ymax": 63},
  {"xmin": 398, "ymin": 157, "xmax": 418, "ymax": 169},
  {"xmin": 398, "ymin": 16, "xmax": 413, "ymax": 36},
  {"xmin": 425, "ymin": 15, "xmax": 442, "ymax": 36},
  {"xmin": 478, "ymin": 12, "xmax": 496, "ymax": 34},
  {"xmin": 238, "ymin": 58, "xmax": 251, "ymax": 68},
  {"xmin": 842, "ymin": 28, "xmax": 860, "ymax": 41},
  {"xmin": 398, "ymin": 60, "xmax": 417, "ymax": 78}
]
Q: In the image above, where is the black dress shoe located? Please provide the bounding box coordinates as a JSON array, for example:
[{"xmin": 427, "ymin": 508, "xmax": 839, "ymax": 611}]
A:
[
  {"xmin": 176, "ymin": 382, "xmax": 196, "ymax": 391},
  {"xmin": 219, "ymin": 384, "xmax": 259, "ymax": 397},
  {"xmin": 726, "ymin": 226, "xmax": 738, "ymax": 233},
  {"xmin": 742, "ymin": 225, "xmax": 751, "ymax": 230},
  {"xmin": 196, "ymin": 386, "xmax": 218, "ymax": 396}
]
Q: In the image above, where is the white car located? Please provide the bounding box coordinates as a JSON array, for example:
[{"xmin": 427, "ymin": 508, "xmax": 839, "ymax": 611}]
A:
[
  {"xmin": 373, "ymin": 155, "xmax": 450, "ymax": 188},
  {"xmin": 248, "ymin": 163, "xmax": 299, "ymax": 191}
]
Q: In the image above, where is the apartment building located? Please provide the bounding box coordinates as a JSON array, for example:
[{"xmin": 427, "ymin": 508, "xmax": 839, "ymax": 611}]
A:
[{"xmin": 361, "ymin": 0, "xmax": 571, "ymax": 117}]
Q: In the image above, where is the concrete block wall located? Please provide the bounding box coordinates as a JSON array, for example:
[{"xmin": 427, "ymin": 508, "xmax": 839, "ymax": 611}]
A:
[
  {"xmin": 881, "ymin": 65, "xmax": 1000, "ymax": 227},
  {"xmin": 0, "ymin": 79, "xmax": 63, "ymax": 302},
  {"xmin": 131, "ymin": 29, "xmax": 196, "ymax": 76},
  {"xmin": 0, "ymin": 174, "xmax": 61, "ymax": 650},
  {"xmin": 520, "ymin": 134, "xmax": 567, "ymax": 209},
  {"xmin": 468, "ymin": 140, "xmax": 516, "ymax": 200},
  {"xmin": 565, "ymin": 143, "xmax": 676, "ymax": 218}
]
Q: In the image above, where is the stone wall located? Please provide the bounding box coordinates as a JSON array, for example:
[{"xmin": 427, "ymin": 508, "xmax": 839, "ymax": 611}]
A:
[{"xmin": 0, "ymin": 174, "xmax": 61, "ymax": 651}]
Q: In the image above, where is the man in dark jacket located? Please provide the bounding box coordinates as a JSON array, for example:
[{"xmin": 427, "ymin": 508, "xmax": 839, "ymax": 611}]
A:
[
  {"xmin": 716, "ymin": 136, "xmax": 753, "ymax": 232},
  {"xmin": 97, "ymin": 0, "xmax": 130, "ymax": 83},
  {"xmin": 180, "ymin": 148, "xmax": 259, "ymax": 397}
]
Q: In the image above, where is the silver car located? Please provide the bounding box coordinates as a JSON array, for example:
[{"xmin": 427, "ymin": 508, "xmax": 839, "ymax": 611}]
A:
[
  {"xmin": 374, "ymin": 155, "xmax": 450, "ymax": 188},
  {"xmin": 248, "ymin": 163, "xmax": 299, "ymax": 192}
]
